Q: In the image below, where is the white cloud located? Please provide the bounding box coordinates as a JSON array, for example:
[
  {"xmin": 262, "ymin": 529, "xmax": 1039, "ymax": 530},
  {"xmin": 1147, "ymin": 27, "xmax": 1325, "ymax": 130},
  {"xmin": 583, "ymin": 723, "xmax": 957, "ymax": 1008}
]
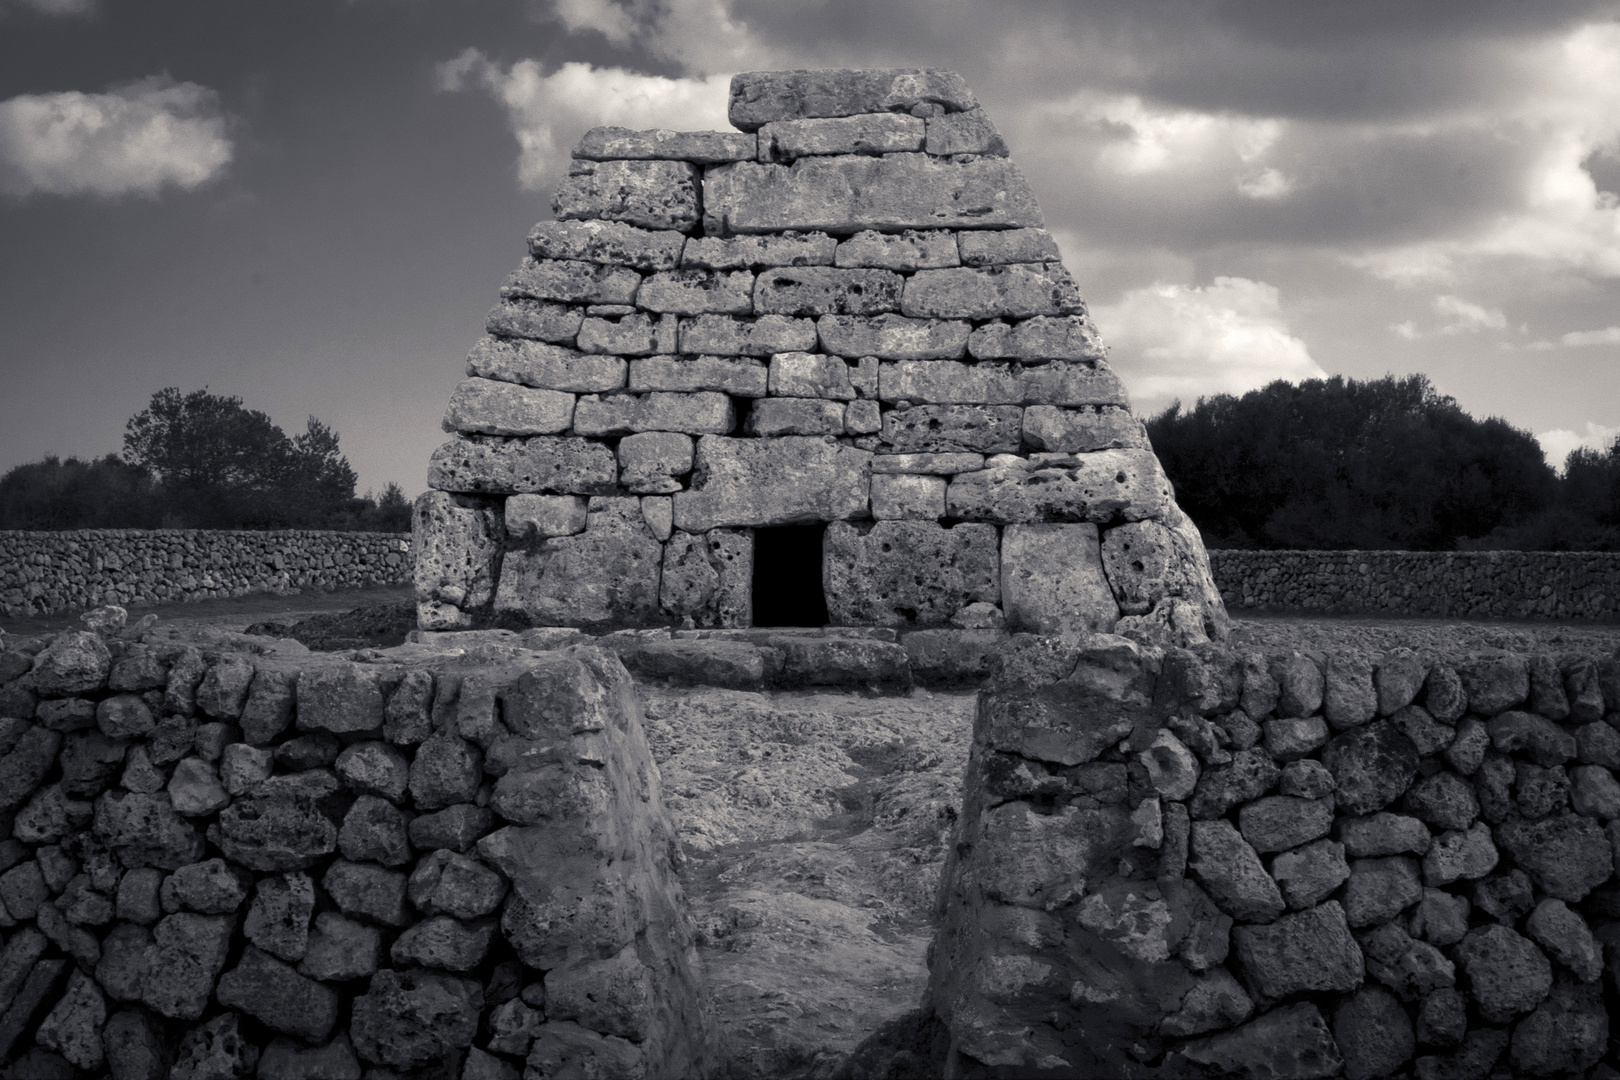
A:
[
  {"xmin": 0, "ymin": 77, "xmax": 231, "ymax": 198},
  {"xmin": 1537, "ymin": 421, "xmax": 1620, "ymax": 469},
  {"xmin": 437, "ymin": 53, "xmax": 732, "ymax": 191},
  {"xmin": 1092, "ymin": 276, "xmax": 1326, "ymax": 411},
  {"xmin": 1561, "ymin": 326, "xmax": 1620, "ymax": 346},
  {"xmin": 1433, "ymin": 294, "xmax": 1507, "ymax": 335},
  {"xmin": 543, "ymin": 0, "xmax": 769, "ymax": 75}
]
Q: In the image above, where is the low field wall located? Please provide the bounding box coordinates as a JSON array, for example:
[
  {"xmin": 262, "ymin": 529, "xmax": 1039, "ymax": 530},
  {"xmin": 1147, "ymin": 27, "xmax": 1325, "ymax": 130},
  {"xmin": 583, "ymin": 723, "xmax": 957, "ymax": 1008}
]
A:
[
  {"xmin": 0, "ymin": 531, "xmax": 411, "ymax": 620},
  {"xmin": 1210, "ymin": 550, "xmax": 1620, "ymax": 622}
]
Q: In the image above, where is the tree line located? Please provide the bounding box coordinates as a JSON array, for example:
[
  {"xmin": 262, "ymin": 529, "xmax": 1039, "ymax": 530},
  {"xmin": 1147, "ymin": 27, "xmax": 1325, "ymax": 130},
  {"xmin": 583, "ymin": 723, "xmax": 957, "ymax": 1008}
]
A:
[
  {"xmin": 1147, "ymin": 374, "xmax": 1620, "ymax": 551},
  {"xmin": 0, "ymin": 388, "xmax": 411, "ymax": 532}
]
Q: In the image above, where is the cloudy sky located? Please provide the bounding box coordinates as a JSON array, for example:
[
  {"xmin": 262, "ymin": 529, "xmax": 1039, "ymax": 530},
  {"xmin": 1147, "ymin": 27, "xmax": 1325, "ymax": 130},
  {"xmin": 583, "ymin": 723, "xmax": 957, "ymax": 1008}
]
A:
[{"xmin": 4, "ymin": 0, "xmax": 1620, "ymax": 496}]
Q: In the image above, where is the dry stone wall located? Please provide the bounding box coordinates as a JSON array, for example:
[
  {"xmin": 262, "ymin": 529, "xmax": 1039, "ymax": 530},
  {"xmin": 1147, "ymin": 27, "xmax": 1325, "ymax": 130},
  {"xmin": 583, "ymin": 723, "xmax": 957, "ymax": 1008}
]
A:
[
  {"xmin": 926, "ymin": 635, "xmax": 1620, "ymax": 1077},
  {"xmin": 1211, "ymin": 550, "xmax": 1620, "ymax": 622},
  {"xmin": 416, "ymin": 68, "xmax": 1227, "ymax": 643},
  {"xmin": 0, "ymin": 531, "xmax": 410, "ymax": 620},
  {"xmin": 0, "ymin": 612, "xmax": 712, "ymax": 1079}
]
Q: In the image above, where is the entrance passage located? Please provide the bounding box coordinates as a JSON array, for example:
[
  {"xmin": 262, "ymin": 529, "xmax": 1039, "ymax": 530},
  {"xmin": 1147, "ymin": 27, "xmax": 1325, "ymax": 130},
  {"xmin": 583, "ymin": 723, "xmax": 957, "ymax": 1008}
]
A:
[{"xmin": 751, "ymin": 524, "xmax": 829, "ymax": 627}]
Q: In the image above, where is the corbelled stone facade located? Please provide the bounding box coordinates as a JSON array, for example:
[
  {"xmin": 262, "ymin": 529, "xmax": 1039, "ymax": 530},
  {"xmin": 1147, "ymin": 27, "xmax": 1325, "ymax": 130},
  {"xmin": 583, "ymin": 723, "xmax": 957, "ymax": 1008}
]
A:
[{"xmin": 416, "ymin": 68, "xmax": 1228, "ymax": 640}]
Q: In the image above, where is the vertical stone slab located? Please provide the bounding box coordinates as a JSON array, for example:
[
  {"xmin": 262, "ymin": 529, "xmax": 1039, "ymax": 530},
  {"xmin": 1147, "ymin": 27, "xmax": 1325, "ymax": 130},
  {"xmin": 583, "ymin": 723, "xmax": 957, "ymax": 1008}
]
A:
[
  {"xmin": 660, "ymin": 529, "xmax": 754, "ymax": 628},
  {"xmin": 999, "ymin": 523, "xmax": 1120, "ymax": 634},
  {"xmin": 412, "ymin": 492, "xmax": 505, "ymax": 631},
  {"xmin": 822, "ymin": 521, "xmax": 998, "ymax": 626}
]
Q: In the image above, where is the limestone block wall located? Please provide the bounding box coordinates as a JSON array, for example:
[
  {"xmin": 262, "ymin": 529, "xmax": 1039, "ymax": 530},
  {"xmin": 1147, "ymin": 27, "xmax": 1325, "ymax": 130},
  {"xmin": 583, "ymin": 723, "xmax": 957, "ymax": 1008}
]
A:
[
  {"xmin": 928, "ymin": 636, "xmax": 1620, "ymax": 1077},
  {"xmin": 1210, "ymin": 549, "xmax": 1620, "ymax": 622},
  {"xmin": 0, "ymin": 619, "xmax": 712, "ymax": 1078},
  {"xmin": 0, "ymin": 530, "xmax": 411, "ymax": 620},
  {"xmin": 416, "ymin": 68, "xmax": 1227, "ymax": 643}
]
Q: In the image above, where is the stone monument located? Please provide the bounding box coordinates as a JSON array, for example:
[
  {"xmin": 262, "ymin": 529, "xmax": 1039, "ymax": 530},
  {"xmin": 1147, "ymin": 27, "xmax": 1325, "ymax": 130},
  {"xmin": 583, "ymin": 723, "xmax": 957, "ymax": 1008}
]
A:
[{"xmin": 414, "ymin": 67, "xmax": 1228, "ymax": 643}]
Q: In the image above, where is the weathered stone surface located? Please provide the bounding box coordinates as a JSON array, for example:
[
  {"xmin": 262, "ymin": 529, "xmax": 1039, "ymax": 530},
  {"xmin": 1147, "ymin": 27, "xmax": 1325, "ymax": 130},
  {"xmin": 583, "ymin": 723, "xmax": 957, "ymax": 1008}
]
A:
[
  {"xmin": 614, "ymin": 431, "xmax": 694, "ymax": 495},
  {"xmin": 822, "ymin": 520, "xmax": 998, "ymax": 626},
  {"xmin": 1238, "ymin": 795, "xmax": 1334, "ymax": 854},
  {"xmin": 1271, "ymin": 838, "xmax": 1351, "ymax": 909},
  {"xmin": 1022, "ymin": 405, "xmax": 1145, "ymax": 453},
  {"xmin": 1422, "ymin": 822, "xmax": 1499, "ymax": 886},
  {"xmin": 257, "ymin": 1034, "xmax": 363, "ymax": 1080},
  {"xmin": 495, "ymin": 496, "xmax": 663, "ymax": 626},
  {"xmin": 349, "ymin": 968, "xmax": 482, "ymax": 1069},
  {"xmin": 1362, "ymin": 922, "xmax": 1457, "ymax": 1004},
  {"xmin": 526, "ymin": 218, "xmax": 686, "ymax": 270},
  {"xmin": 1457, "ymin": 652, "xmax": 1529, "ymax": 715},
  {"xmin": 573, "ymin": 124, "xmax": 754, "ymax": 163},
  {"xmin": 1264, "ymin": 716, "xmax": 1329, "ymax": 761},
  {"xmin": 142, "ymin": 911, "xmax": 234, "ymax": 1019},
  {"xmin": 275, "ymin": 732, "xmax": 339, "ymax": 771},
  {"xmin": 545, "ymin": 946, "xmax": 656, "ymax": 1040},
  {"xmin": 968, "ymin": 314, "xmax": 1108, "ymax": 364},
  {"xmin": 216, "ymin": 945, "xmax": 339, "ymax": 1041},
  {"xmin": 878, "ymin": 359, "xmax": 1019, "ymax": 404},
  {"xmin": 1323, "ymin": 654, "xmax": 1377, "ymax": 730},
  {"xmin": 1016, "ymin": 361, "xmax": 1131, "ymax": 407},
  {"xmin": 1576, "ymin": 719, "xmax": 1620, "ymax": 767},
  {"xmin": 1234, "ymin": 900, "xmax": 1363, "ymax": 1000},
  {"xmin": 1140, "ymin": 729, "xmax": 1200, "ymax": 801},
  {"xmin": 1374, "ymin": 651, "xmax": 1428, "ymax": 715},
  {"xmin": 902, "ymin": 264, "xmax": 1081, "ymax": 320},
  {"xmin": 1175, "ymin": 1002, "xmax": 1344, "ymax": 1080},
  {"xmin": 409, "ymin": 803, "xmax": 493, "ymax": 852},
  {"xmin": 753, "ymin": 265, "xmax": 903, "ymax": 317},
  {"xmin": 36, "ymin": 968, "xmax": 105, "ymax": 1071},
  {"xmin": 13, "ymin": 783, "xmax": 90, "ymax": 843},
  {"xmin": 102, "ymin": 1008, "xmax": 168, "ymax": 1080},
  {"xmin": 167, "ymin": 757, "xmax": 228, "ymax": 816},
  {"xmin": 1189, "ymin": 747, "xmax": 1281, "ymax": 819},
  {"xmin": 1189, "ymin": 819, "xmax": 1285, "ymax": 923},
  {"xmin": 576, "ymin": 311, "xmax": 677, "ymax": 356},
  {"xmin": 766, "ymin": 351, "xmax": 855, "ymax": 399},
  {"xmin": 1407, "ymin": 888, "xmax": 1469, "ymax": 949},
  {"xmin": 835, "ymin": 228, "xmax": 958, "ymax": 270},
  {"xmin": 956, "ymin": 228, "xmax": 1058, "ymax": 268},
  {"xmin": 758, "ymin": 113, "xmax": 925, "ymax": 160},
  {"xmin": 1455, "ymin": 924, "xmax": 1552, "ymax": 1022},
  {"xmin": 1474, "ymin": 870, "xmax": 1535, "ymax": 926},
  {"xmin": 239, "ymin": 667, "xmax": 296, "ymax": 745},
  {"xmin": 485, "ymin": 298, "xmax": 583, "ymax": 343},
  {"xmin": 161, "ymin": 857, "xmax": 247, "ymax": 914},
  {"xmin": 1571, "ymin": 762, "xmax": 1620, "ymax": 817},
  {"xmin": 215, "ymin": 771, "xmax": 341, "ymax": 871},
  {"xmin": 1392, "ymin": 703, "xmax": 1454, "ymax": 757},
  {"xmin": 728, "ymin": 68, "xmax": 978, "ymax": 130},
  {"xmin": 927, "ymin": 108, "xmax": 1008, "ymax": 156},
  {"xmin": 94, "ymin": 790, "xmax": 203, "ymax": 870},
  {"xmin": 1488, "ymin": 709, "xmax": 1576, "ymax": 765},
  {"xmin": 1160, "ymin": 966, "xmax": 1252, "ymax": 1037},
  {"xmin": 0, "ymin": 725, "xmax": 60, "ymax": 814},
  {"xmin": 323, "ymin": 860, "xmax": 409, "ymax": 927},
  {"xmin": 995, "ymin": 522, "xmax": 1118, "ymax": 634},
  {"xmin": 338, "ymin": 794, "xmax": 411, "ymax": 867},
  {"xmin": 1404, "ymin": 771, "xmax": 1479, "ymax": 833},
  {"xmin": 1442, "ymin": 716, "xmax": 1490, "ymax": 775},
  {"xmin": 1512, "ymin": 761, "xmax": 1569, "ymax": 819},
  {"xmin": 244, "ymin": 871, "xmax": 314, "ymax": 962},
  {"xmin": 442, "ymin": 378, "xmax": 574, "ymax": 436},
  {"xmin": 679, "ymin": 313, "xmax": 819, "ymax": 355},
  {"xmin": 878, "ymin": 404, "xmax": 1021, "ymax": 454},
  {"xmin": 1323, "ymin": 719, "xmax": 1420, "ymax": 816},
  {"xmin": 552, "ymin": 158, "xmax": 700, "ymax": 231},
  {"xmin": 1415, "ymin": 987, "xmax": 1467, "ymax": 1048},
  {"xmin": 659, "ymin": 528, "xmax": 752, "ymax": 628},
  {"xmin": 1524, "ymin": 897, "xmax": 1601, "ymax": 981},
  {"xmin": 744, "ymin": 397, "xmax": 846, "ymax": 436},
  {"xmin": 673, "ymin": 435, "xmax": 869, "ymax": 530},
  {"xmin": 411, "ymin": 491, "xmax": 504, "ymax": 627},
  {"xmin": 503, "ymin": 494, "xmax": 586, "ymax": 540},
  {"xmin": 58, "ymin": 728, "xmax": 124, "ymax": 797},
  {"xmin": 218, "ymin": 743, "xmax": 271, "ymax": 796},
  {"xmin": 391, "ymin": 914, "xmax": 497, "ymax": 971},
  {"xmin": 408, "ymin": 850, "xmax": 508, "ymax": 919},
  {"xmin": 1341, "ymin": 812, "xmax": 1431, "ymax": 858},
  {"xmin": 1495, "ymin": 813, "xmax": 1613, "ymax": 900},
  {"xmin": 626, "ymin": 356, "xmax": 765, "ymax": 401},
  {"xmin": 1343, "ymin": 855, "xmax": 1423, "ymax": 927},
  {"xmin": 428, "ymin": 436, "xmax": 617, "ymax": 496},
  {"xmin": 498, "ymin": 257, "xmax": 640, "ymax": 308},
  {"xmin": 634, "ymin": 268, "xmax": 754, "ymax": 316},
  {"xmin": 299, "ymin": 911, "xmax": 381, "ymax": 982},
  {"xmin": 817, "ymin": 312, "xmax": 969, "ymax": 359},
  {"xmin": 682, "ymin": 231, "xmax": 836, "ymax": 269},
  {"xmin": 169, "ymin": 1013, "xmax": 257, "ymax": 1080},
  {"xmin": 947, "ymin": 450, "xmax": 1170, "ymax": 523},
  {"xmin": 28, "ymin": 631, "xmax": 110, "ymax": 696},
  {"xmin": 573, "ymin": 390, "xmax": 735, "ymax": 437}
]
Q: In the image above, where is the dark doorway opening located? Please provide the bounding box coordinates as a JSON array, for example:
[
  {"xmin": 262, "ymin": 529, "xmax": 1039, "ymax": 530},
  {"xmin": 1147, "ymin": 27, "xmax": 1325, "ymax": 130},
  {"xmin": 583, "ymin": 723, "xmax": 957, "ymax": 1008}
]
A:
[{"xmin": 752, "ymin": 524, "xmax": 829, "ymax": 627}]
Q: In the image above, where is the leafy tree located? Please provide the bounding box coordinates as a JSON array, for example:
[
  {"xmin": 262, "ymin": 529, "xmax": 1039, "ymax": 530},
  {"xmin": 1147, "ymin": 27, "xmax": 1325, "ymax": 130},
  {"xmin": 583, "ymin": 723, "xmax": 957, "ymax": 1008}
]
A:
[{"xmin": 0, "ymin": 455, "xmax": 161, "ymax": 530}]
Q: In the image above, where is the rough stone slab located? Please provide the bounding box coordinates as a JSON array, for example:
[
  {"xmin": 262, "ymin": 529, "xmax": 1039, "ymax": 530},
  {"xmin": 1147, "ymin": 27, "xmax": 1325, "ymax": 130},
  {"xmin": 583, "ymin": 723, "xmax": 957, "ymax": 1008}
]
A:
[
  {"xmin": 499, "ymin": 257, "xmax": 641, "ymax": 306},
  {"xmin": 617, "ymin": 432, "xmax": 694, "ymax": 494},
  {"xmin": 728, "ymin": 68, "xmax": 979, "ymax": 131},
  {"xmin": 630, "ymin": 355, "xmax": 768, "ymax": 397},
  {"xmin": 1023, "ymin": 405, "xmax": 1146, "ymax": 452},
  {"xmin": 526, "ymin": 219, "xmax": 686, "ymax": 270},
  {"xmin": 494, "ymin": 498, "xmax": 663, "ymax": 627},
  {"xmin": 1000, "ymin": 523, "xmax": 1120, "ymax": 634},
  {"xmin": 758, "ymin": 114, "xmax": 924, "ymax": 160},
  {"xmin": 573, "ymin": 391, "xmax": 735, "ymax": 436},
  {"xmin": 869, "ymin": 473, "xmax": 945, "ymax": 519},
  {"xmin": 1234, "ymin": 900, "xmax": 1364, "ymax": 1000},
  {"xmin": 769, "ymin": 352, "xmax": 855, "ymax": 399},
  {"xmin": 412, "ymin": 490, "xmax": 503, "ymax": 626},
  {"xmin": 428, "ymin": 436, "xmax": 617, "ymax": 495},
  {"xmin": 442, "ymin": 378, "xmax": 574, "ymax": 436},
  {"xmin": 506, "ymin": 494, "xmax": 588, "ymax": 539},
  {"xmin": 902, "ymin": 264, "xmax": 1082, "ymax": 319},
  {"xmin": 704, "ymin": 154, "xmax": 1043, "ymax": 234},
  {"xmin": 1018, "ymin": 361, "xmax": 1131, "ymax": 406},
  {"xmin": 879, "ymin": 359, "xmax": 1021, "ymax": 404},
  {"xmin": 744, "ymin": 397, "xmax": 845, "ymax": 436},
  {"xmin": 817, "ymin": 313, "xmax": 969, "ymax": 359},
  {"xmin": 834, "ymin": 229, "xmax": 959, "ymax": 270},
  {"xmin": 681, "ymin": 232, "xmax": 835, "ymax": 269},
  {"xmin": 576, "ymin": 312, "xmax": 677, "ymax": 356},
  {"xmin": 926, "ymin": 109, "xmax": 1008, "ymax": 156},
  {"xmin": 572, "ymin": 126, "xmax": 755, "ymax": 164},
  {"xmin": 636, "ymin": 269, "xmax": 755, "ymax": 315},
  {"xmin": 881, "ymin": 404, "xmax": 1023, "ymax": 454},
  {"xmin": 946, "ymin": 449, "xmax": 1171, "ymax": 523},
  {"xmin": 824, "ymin": 520, "xmax": 997, "ymax": 625},
  {"xmin": 679, "ymin": 313, "xmax": 819, "ymax": 356},
  {"xmin": 216, "ymin": 946, "xmax": 339, "ymax": 1041},
  {"xmin": 845, "ymin": 398, "xmax": 880, "ymax": 434},
  {"xmin": 869, "ymin": 452, "xmax": 983, "ymax": 474},
  {"xmin": 753, "ymin": 266, "xmax": 903, "ymax": 316},
  {"xmin": 1175, "ymin": 1002, "xmax": 1344, "ymax": 1080},
  {"xmin": 968, "ymin": 315, "xmax": 1108, "ymax": 363},
  {"xmin": 551, "ymin": 158, "xmax": 701, "ymax": 232},
  {"xmin": 467, "ymin": 336, "xmax": 626, "ymax": 393},
  {"xmin": 673, "ymin": 435, "xmax": 871, "ymax": 530},
  {"xmin": 660, "ymin": 529, "xmax": 753, "ymax": 628},
  {"xmin": 957, "ymin": 230, "xmax": 1059, "ymax": 269}
]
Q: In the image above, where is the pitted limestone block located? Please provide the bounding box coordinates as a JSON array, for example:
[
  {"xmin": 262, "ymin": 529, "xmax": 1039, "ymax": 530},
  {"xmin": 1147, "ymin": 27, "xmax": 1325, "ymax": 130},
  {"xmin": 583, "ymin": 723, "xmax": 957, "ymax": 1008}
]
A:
[
  {"xmin": 572, "ymin": 391, "xmax": 735, "ymax": 437},
  {"xmin": 641, "ymin": 496, "xmax": 673, "ymax": 540},
  {"xmin": 673, "ymin": 435, "xmax": 870, "ymax": 530},
  {"xmin": 834, "ymin": 229, "xmax": 959, "ymax": 270},
  {"xmin": 631, "ymin": 355, "xmax": 768, "ymax": 396},
  {"xmin": 506, "ymin": 494, "xmax": 588, "ymax": 539},
  {"xmin": 617, "ymin": 432, "xmax": 694, "ymax": 495},
  {"xmin": 526, "ymin": 219, "xmax": 686, "ymax": 270},
  {"xmin": 428, "ymin": 436, "xmax": 617, "ymax": 495},
  {"xmin": 494, "ymin": 497, "xmax": 663, "ymax": 627},
  {"xmin": 869, "ymin": 452, "xmax": 984, "ymax": 474},
  {"xmin": 869, "ymin": 474, "xmax": 945, "ymax": 519},
  {"xmin": 551, "ymin": 158, "xmax": 701, "ymax": 231},
  {"xmin": 769, "ymin": 352, "xmax": 855, "ymax": 399},
  {"xmin": 728, "ymin": 68, "xmax": 979, "ymax": 131},
  {"xmin": 572, "ymin": 125, "xmax": 755, "ymax": 163},
  {"xmin": 845, "ymin": 398, "xmax": 881, "ymax": 434},
  {"xmin": 703, "ymin": 153, "xmax": 1043, "ymax": 234},
  {"xmin": 969, "ymin": 315, "xmax": 1108, "ymax": 362},
  {"xmin": 466, "ymin": 336, "xmax": 626, "ymax": 393},
  {"xmin": 1101, "ymin": 519, "xmax": 1197, "ymax": 615},
  {"xmin": 925, "ymin": 108, "xmax": 1008, "ymax": 156},
  {"xmin": 635, "ymin": 269, "xmax": 755, "ymax": 315},
  {"xmin": 411, "ymin": 491, "xmax": 503, "ymax": 626},
  {"xmin": 758, "ymin": 114, "xmax": 925, "ymax": 160},
  {"xmin": 901, "ymin": 264, "xmax": 1083, "ymax": 319},
  {"xmin": 442, "ymin": 378, "xmax": 574, "ymax": 436},
  {"xmin": 1023, "ymin": 405, "xmax": 1147, "ymax": 452},
  {"xmin": 881, "ymin": 404, "xmax": 1023, "ymax": 454},
  {"xmin": 660, "ymin": 530, "xmax": 753, "ymax": 627},
  {"xmin": 879, "ymin": 359, "xmax": 1021, "ymax": 404},
  {"xmin": 499, "ymin": 257, "xmax": 640, "ymax": 306},
  {"xmin": 947, "ymin": 449, "xmax": 1172, "ymax": 523},
  {"xmin": 752, "ymin": 266, "xmax": 903, "ymax": 316},
  {"xmin": 679, "ymin": 313, "xmax": 819, "ymax": 355},
  {"xmin": 958, "ymin": 228, "xmax": 1059, "ymax": 266},
  {"xmin": 485, "ymin": 298, "xmax": 583, "ymax": 343},
  {"xmin": 745, "ymin": 397, "xmax": 845, "ymax": 436},
  {"xmin": 1000, "ymin": 523, "xmax": 1119, "ymax": 634},
  {"xmin": 1018, "ymin": 360, "xmax": 1131, "ymax": 405},
  {"xmin": 817, "ymin": 312, "xmax": 969, "ymax": 359},
  {"xmin": 576, "ymin": 311, "xmax": 677, "ymax": 356},
  {"xmin": 824, "ymin": 520, "xmax": 997, "ymax": 625},
  {"xmin": 681, "ymin": 231, "xmax": 836, "ymax": 269}
]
